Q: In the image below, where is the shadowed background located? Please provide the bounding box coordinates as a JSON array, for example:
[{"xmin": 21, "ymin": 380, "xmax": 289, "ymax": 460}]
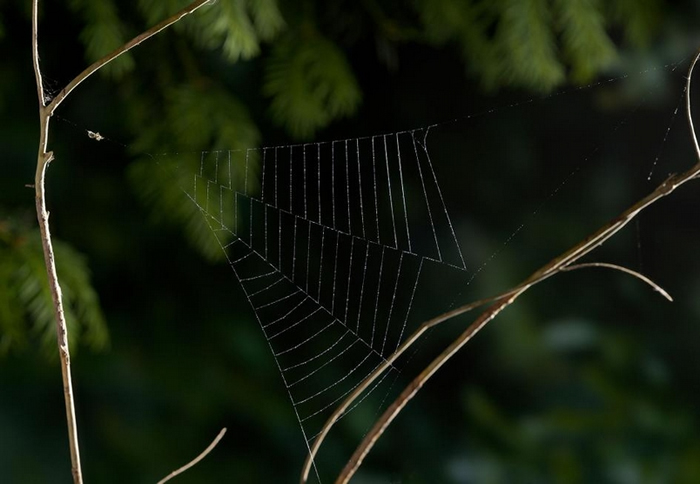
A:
[{"xmin": 1, "ymin": 0, "xmax": 700, "ymax": 482}]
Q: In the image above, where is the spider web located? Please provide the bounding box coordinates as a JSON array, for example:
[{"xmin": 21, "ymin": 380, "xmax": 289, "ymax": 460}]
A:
[
  {"xmin": 144, "ymin": 58, "xmax": 690, "ymax": 481},
  {"xmin": 159, "ymin": 127, "xmax": 469, "ymax": 480}
]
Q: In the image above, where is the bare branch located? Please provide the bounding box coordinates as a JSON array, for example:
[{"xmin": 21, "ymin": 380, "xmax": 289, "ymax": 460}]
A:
[
  {"xmin": 562, "ymin": 262, "xmax": 673, "ymax": 302},
  {"xmin": 31, "ymin": 0, "xmax": 44, "ymax": 107},
  {"xmin": 33, "ymin": 2, "xmax": 83, "ymax": 482},
  {"xmin": 313, "ymin": 47, "xmax": 700, "ymax": 484},
  {"xmin": 30, "ymin": 1, "xmax": 215, "ymax": 482},
  {"xmin": 157, "ymin": 428, "xmax": 227, "ymax": 484},
  {"xmin": 46, "ymin": 0, "xmax": 213, "ymax": 115},
  {"xmin": 338, "ymin": 292, "xmax": 522, "ymax": 484},
  {"xmin": 300, "ymin": 289, "xmax": 519, "ymax": 481}
]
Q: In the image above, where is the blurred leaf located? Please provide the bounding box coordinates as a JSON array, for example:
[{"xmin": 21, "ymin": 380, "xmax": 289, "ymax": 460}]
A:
[
  {"xmin": 54, "ymin": 239, "xmax": 109, "ymax": 351},
  {"xmin": 0, "ymin": 250, "xmax": 26, "ymax": 353},
  {"xmin": 128, "ymin": 83, "xmax": 259, "ymax": 261},
  {"xmin": 462, "ymin": 322, "xmax": 699, "ymax": 483},
  {"xmin": 136, "ymin": 0, "xmax": 188, "ymax": 26},
  {"xmin": 415, "ymin": 0, "xmax": 477, "ymax": 45},
  {"xmin": 416, "ymin": 0, "xmax": 660, "ymax": 91},
  {"xmin": 554, "ymin": 0, "xmax": 617, "ymax": 82},
  {"xmin": 247, "ymin": 0, "xmax": 285, "ymax": 42},
  {"xmin": 68, "ymin": 0, "xmax": 135, "ymax": 79},
  {"xmin": 166, "ymin": 83, "xmax": 260, "ymax": 151},
  {"xmin": 608, "ymin": 0, "xmax": 662, "ymax": 47},
  {"xmin": 187, "ymin": 0, "xmax": 284, "ymax": 61},
  {"xmin": 264, "ymin": 30, "xmax": 362, "ymax": 139},
  {"xmin": 0, "ymin": 219, "xmax": 108, "ymax": 357},
  {"xmin": 415, "ymin": 0, "xmax": 502, "ymax": 87},
  {"xmin": 498, "ymin": 0, "xmax": 564, "ymax": 90}
]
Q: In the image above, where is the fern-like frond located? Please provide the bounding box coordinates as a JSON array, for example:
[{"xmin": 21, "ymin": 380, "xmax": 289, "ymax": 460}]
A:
[
  {"xmin": 201, "ymin": 1, "xmax": 260, "ymax": 59},
  {"xmin": 0, "ymin": 220, "xmax": 108, "ymax": 358},
  {"xmin": 16, "ymin": 243, "xmax": 58, "ymax": 351},
  {"xmin": 183, "ymin": 0, "xmax": 284, "ymax": 62},
  {"xmin": 607, "ymin": 0, "xmax": 661, "ymax": 47},
  {"xmin": 0, "ymin": 251, "xmax": 26, "ymax": 354},
  {"xmin": 53, "ymin": 239, "xmax": 109, "ymax": 351},
  {"xmin": 415, "ymin": 0, "xmax": 472, "ymax": 44},
  {"xmin": 68, "ymin": 0, "xmax": 134, "ymax": 78},
  {"xmin": 264, "ymin": 31, "xmax": 362, "ymax": 139},
  {"xmin": 128, "ymin": 83, "xmax": 260, "ymax": 261},
  {"xmin": 554, "ymin": 0, "xmax": 617, "ymax": 82},
  {"xmin": 497, "ymin": 0, "xmax": 564, "ymax": 90},
  {"xmin": 457, "ymin": 2, "xmax": 503, "ymax": 89},
  {"xmin": 166, "ymin": 84, "xmax": 259, "ymax": 151},
  {"xmin": 247, "ymin": 0, "xmax": 285, "ymax": 42},
  {"xmin": 130, "ymin": 156, "xmax": 229, "ymax": 262},
  {"xmin": 137, "ymin": 0, "xmax": 188, "ymax": 26}
]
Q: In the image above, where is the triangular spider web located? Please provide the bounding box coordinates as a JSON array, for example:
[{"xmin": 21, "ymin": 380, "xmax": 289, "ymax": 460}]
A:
[
  {"xmin": 147, "ymin": 58, "xmax": 689, "ymax": 481},
  {"xmin": 159, "ymin": 127, "xmax": 469, "ymax": 480}
]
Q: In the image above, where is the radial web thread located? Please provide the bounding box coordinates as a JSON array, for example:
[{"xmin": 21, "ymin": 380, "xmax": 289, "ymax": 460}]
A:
[{"xmin": 166, "ymin": 127, "xmax": 467, "ymax": 479}]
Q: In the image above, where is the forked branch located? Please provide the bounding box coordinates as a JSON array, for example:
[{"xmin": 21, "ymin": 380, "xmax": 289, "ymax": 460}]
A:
[
  {"xmin": 45, "ymin": 0, "xmax": 213, "ymax": 115},
  {"xmin": 301, "ymin": 47, "xmax": 700, "ymax": 484},
  {"xmin": 31, "ymin": 1, "xmax": 213, "ymax": 483}
]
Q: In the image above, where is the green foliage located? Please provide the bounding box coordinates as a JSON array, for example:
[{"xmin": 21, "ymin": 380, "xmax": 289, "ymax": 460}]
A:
[
  {"xmin": 128, "ymin": 83, "xmax": 260, "ymax": 261},
  {"xmin": 554, "ymin": 0, "xmax": 617, "ymax": 82},
  {"xmin": 69, "ymin": 0, "xmax": 285, "ymax": 77},
  {"xmin": 136, "ymin": 0, "xmax": 190, "ymax": 26},
  {"xmin": 462, "ymin": 320, "xmax": 699, "ymax": 483},
  {"xmin": 0, "ymin": 0, "xmax": 667, "ymax": 360},
  {"xmin": 137, "ymin": 0, "xmax": 285, "ymax": 62},
  {"xmin": 416, "ymin": 0, "xmax": 473, "ymax": 44},
  {"xmin": 68, "ymin": 0, "xmax": 135, "ymax": 79},
  {"xmin": 415, "ymin": 0, "xmax": 659, "ymax": 90},
  {"xmin": 498, "ymin": 0, "xmax": 564, "ymax": 90},
  {"xmin": 264, "ymin": 30, "xmax": 362, "ymax": 139},
  {"xmin": 193, "ymin": 0, "xmax": 285, "ymax": 61},
  {"xmin": 0, "ymin": 219, "xmax": 108, "ymax": 357},
  {"xmin": 607, "ymin": 0, "xmax": 662, "ymax": 47},
  {"xmin": 166, "ymin": 83, "xmax": 260, "ymax": 152}
]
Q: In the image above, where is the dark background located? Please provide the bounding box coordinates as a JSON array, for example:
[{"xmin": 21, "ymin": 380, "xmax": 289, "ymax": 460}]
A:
[{"xmin": 2, "ymin": 1, "xmax": 700, "ymax": 482}]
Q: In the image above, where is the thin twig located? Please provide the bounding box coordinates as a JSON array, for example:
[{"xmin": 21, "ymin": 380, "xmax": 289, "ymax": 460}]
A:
[
  {"xmin": 562, "ymin": 262, "xmax": 673, "ymax": 302},
  {"xmin": 31, "ymin": 1, "xmax": 214, "ymax": 483},
  {"xmin": 304, "ymin": 47, "xmax": 700, "ymax": 484},
  {"xmin": 157, "ymin": 428, "xmax": 227, "ymax": 484},
  {"xmin": 31, "ymin": 0, "xmax": 44, "ymax": 107},
  {"xmin": 46, "ymin": 0, "xmax": 213, "ymax": 116},
  {"xmin": 299, "ymin": 289, "xmax": 518, "ymax": 481},
  {"xmin": 337, "ymin": 293, "xmax": 522, "ymax": 483}
]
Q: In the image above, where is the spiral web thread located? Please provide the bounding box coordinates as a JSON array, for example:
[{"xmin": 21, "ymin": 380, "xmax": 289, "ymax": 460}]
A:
[{"xmin": 162, "ymin": 126, "xmax": 467, "ymax": 479}]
